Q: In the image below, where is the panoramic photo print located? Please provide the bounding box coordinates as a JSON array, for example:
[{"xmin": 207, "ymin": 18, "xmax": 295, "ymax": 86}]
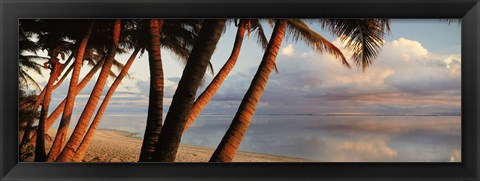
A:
[{"xmin": 18, "ymin": 19, "xmax": 461, "ymax": 162}]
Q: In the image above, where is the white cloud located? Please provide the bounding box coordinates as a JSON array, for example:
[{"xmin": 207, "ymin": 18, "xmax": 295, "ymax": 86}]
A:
[
  {"xmin": 335, "ymin": 138, "xmax": 398, "ymax": 161},
  {"xmin": 281, "ymin": 44, "xmax": 295, "ymax": 56},
  {"xmin": 250, "ymin": 37, "xmax": 461, "ymax": 114}
]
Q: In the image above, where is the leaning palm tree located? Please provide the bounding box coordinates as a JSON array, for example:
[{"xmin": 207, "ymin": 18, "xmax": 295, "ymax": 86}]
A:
[
  {"xmin": 19, "ymin": 19, "xmax": 96, "ymax": 154},
  {"xmin": 183, "ymin": 19, "xmax": 268, "ymax": 133},
  {"xmin": 47, "ymin": 21, "xmax": 95, "ymax": 161},
  {"xmin": 19, "ymin": 47, "xmax": 76, "ymax": 155},
  {"xmin": 22, "ymin": 47, "xmax": 119, "ymax": 149},
  {"xmin": 72, "ymin": 47, "xmax": 141, "ymax": 161},
  {"xmin": 26, "ymin": 56, "xmax": 104, "ymax": 147},
  {"xmin": 56, "ymin": 19, "xmax": 122, "ymax": 162},
  {"xmin": 151, "ymin": 19, "xmax": 226, "ymax": 162},
  {"xmin": 33, "ymin": 19, "xmax": 76, "ymax": 162},
  {"xmin": 34, "ymin": 47, "xmax": 65, "ymax": 162},
  {"xmin": 210, "ymin": 19, "xmax": 390, "ymax": 162},
  {"xmin": 20, "ymin": 51, "xmax": 76, "ymax": 152},
  {"xmin": 37, "ymin": 49, "xmax": 126, "ymax": 139}
]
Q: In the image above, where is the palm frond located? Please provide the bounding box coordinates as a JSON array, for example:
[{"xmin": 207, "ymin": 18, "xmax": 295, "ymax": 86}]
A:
[
  {"xmin": 19, "ymin": 58, "xmax": 46, "ymax": 76},
  {"xmin": 320, "ymin": 19, "xmax": 390, "ymax": 71},
  {"xmin": 108, "ymin": 69, "xmax": 118, "ymax": 80},
  {"xmin": 19, "ymin": 69, "xmax": 42, "ymax": 91},
  {"xmin": 442, "ymin": 19, "xmax": 461, "ymax": 25},
  {"xmin": 20, "ymin": 55, "xmax": 50, "ymax": 62},
  {"xmin": 287, "ymin": 19, "xmax": 350, "ymax": 68},
  {"xmin": 251, "ymin": 20, "xmax": 269, "ymax": 50}
]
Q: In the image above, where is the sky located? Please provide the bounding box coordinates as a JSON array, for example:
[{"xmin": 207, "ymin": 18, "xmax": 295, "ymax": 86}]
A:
[{"xmin": 28, "ymin": 19, "xmax": 461, "ymax": 117}]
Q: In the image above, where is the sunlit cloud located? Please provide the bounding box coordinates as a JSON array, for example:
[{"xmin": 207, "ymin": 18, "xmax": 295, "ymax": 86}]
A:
[
  {"xmin": 335, "ymin": 138, "xmax": 398, "ymax": 161},
  {"xmin": 281, "ymin": 44, "xmax": 295, "ymax": 56}
]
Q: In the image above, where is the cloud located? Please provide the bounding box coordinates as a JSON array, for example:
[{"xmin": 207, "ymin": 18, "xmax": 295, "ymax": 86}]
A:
[
  {"xmin": 203, "ymin": 37, "xmax": 461, "ymax": 115},
  {"xmin": 334, "ymin": 138, "xmax": 398, "ymax": 161},
  {"xmin": 281, "ymin": 44, "xmax": 295, "ymax": 56}
]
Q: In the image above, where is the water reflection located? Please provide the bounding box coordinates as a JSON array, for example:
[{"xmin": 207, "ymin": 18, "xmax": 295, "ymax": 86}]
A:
[{"xmin": 96, "ymin": 114, "xmax": 461, "ymax": 162}]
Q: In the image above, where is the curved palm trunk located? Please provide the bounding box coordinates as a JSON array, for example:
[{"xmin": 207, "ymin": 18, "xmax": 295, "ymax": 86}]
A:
[
  {"xmin": 28, "ymin": 60, "xmax": 103, "ymax": 145},
  {"xmin": 151, "ymin": 19, "xmax": 226, "ymax": 162},
  {"xmin": 34, "ymin": 65, "xmax": 59, "ymax": 162},
  {"xmin": 47, "ymin": 22, "xmax": 94, "ymax": 161},
  {"xmin": 209, "ymin": 19, "xmax": 287, "ymax": 162},
  {"xmin": 32, "ymin": 50, "xmax": 75, "ymax": 114},
  {"xmin": 73, "ymin": 47, "xmax": 140, "ymax": 162},
  {"xmin": 19, "ymin": 53, "xmax": 75, "ymax": 151},
  {"xmin": 56, "ymin": 19, "xmax": 121, "ymax": 162},
  {"xmin": 46, "ymin": 60, "xmax": 104, "ymax": 130},
  {"xmin": 183, "ymin": 20, "xmax": 247, "ymax": 133},
  {"xmin": 139, "ymin": 19, "xmax": 165, "ymax": 162}
]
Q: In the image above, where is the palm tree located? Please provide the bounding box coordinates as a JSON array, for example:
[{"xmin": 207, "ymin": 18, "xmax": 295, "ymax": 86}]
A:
[
  {"xmin": 183, "ymin": 19, "xmax": 268, "ymax": 133},
  {"xmin": 210, "ymin": 19, "xmax": 390, "ymax": 162},
  {"xmin": 24, "ymin": 20, "xmax": 197, "ymax": 152},
  {"xmin": 151, "ymin": 19, "xmax": 226, "ymax": 162},
  {"xmin": 18, "ymin": 51, "xmax": 74, "ymax": 153},
  {"xmin": 39, "ymin": 49, "xmax": 124, "ymax": 138},
  {"xmin": 209, "ymin": 19, "xmax": 289, "ymax": 162},
  {"xmin": 73, "ymin": 47, "xmax": 141, "ymax": 161},
  {"xmin": 138, "ymin": 19, "xmax": 205, "ymax": 161},
  {"xmin": 139, "ymin": 19, "xmax": 165, "ymax": 161},
  {"xmin": 34, "ymin": 46, "xmax": 65, "ymax": 162},
  {"xmin": 19, "ymin": 19, "xmax": 92, "ymax": 156},
  {"xmin": 47, "ymin": 21, "xmax": 95, "ymax": 161},
  {"xmin": 31, "ymin": 50, "xmax": 76, "ymax": 114},
  {"xmin": 18, "ymin": 22, "xmax": 48, "ymax": 151},
  {"xmin": 56, "ymin": 19, "xmax": 122, "ymax": 162},
  {"xmin": 33, "ymin": 19, "xmax": 77, "ymax": 162},
  {"xmin": 27, "ymin": 57, "xmax": 104, "ymax": 146}
]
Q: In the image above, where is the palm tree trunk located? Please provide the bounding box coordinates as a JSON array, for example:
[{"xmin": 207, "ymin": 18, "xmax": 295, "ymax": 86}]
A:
[
  {"xmin": 46, "ymin": 60, "xmax": 104, "ymax": 130},
  {"xmin": 56, "ymin": 19, "xmax": 121, "ymax": 162},
  {"xmin": 209, "ymin": 19, "xmax": 288, "ymax": 162},
  {"xmin": 19, "ymin": 53, "xmax": 75, "ymax": 151},
  {"xmin": 28, "ymin": 60, "xmax": 103, "ymax": 145},
  {"xmin": 32, "ymin": 50, "xmax": 75, "ymax": 114},
  {"xmin": 73, "ymin": 47, "xmax": 140, "ymax": 162},
  {"xmin": 183, "ymin": 20, "xmax": 247, "ymax": 133},
  {"xmin": 34, "ymin": 66, "xmax": 58, "ymax": 162},
  {"xmin": 139, "ymin": 19, "xmax": 165, "ymax": 162},
  {"xmin": 47, "ymin": 22, "xmax": 94, "ymax": 161},
  {"xmin": 151, "ymin": 19, "xmax": 226, "ymax": 162}
]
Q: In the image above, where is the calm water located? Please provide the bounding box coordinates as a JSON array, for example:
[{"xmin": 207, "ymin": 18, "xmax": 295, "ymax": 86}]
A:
[{"xmin": 94, "ymin": 114, "xmax": 461, "ymax": 162}]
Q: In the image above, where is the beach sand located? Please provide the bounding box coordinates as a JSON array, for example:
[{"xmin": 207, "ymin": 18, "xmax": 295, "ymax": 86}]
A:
[{"xmin": 39, "ymin": 129, "xmax": 310, "ymax": 162}]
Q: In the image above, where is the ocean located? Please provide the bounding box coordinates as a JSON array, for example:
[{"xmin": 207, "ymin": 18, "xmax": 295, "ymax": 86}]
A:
[{"xmin": 94, "ymin": 114, "xmax": 461, "ymax": 162}]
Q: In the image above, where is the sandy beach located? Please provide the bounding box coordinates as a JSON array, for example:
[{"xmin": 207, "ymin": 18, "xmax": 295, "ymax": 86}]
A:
[{"xmin": 39, "ymin": 129, "xmax": 310, "ymax": 162}]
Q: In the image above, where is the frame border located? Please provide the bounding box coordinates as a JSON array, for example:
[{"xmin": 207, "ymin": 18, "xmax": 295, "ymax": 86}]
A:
[{"xmin": 1, "ymin": 0, "xmax": 479, "ymax": 180}]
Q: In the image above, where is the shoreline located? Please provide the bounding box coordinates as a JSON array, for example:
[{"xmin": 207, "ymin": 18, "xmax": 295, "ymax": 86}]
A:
[{"xmin": 35, "ymin": 128, "xmax": 311, "ymax": 162}]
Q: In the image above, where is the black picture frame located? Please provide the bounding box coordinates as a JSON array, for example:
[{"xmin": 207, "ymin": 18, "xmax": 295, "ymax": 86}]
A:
[{"xmin": 1, "ymin": 0, "xmax": 479, "ymax": 180}]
